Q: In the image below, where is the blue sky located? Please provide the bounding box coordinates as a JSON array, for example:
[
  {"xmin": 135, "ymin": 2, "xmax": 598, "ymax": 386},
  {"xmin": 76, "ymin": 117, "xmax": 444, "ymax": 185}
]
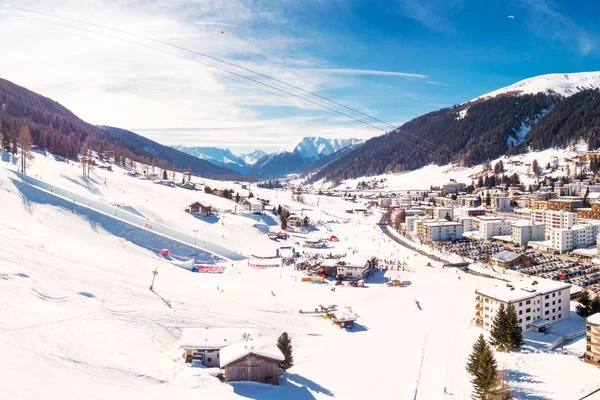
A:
[{"xmin": 1, "ymin": 0, "xmax": 599, "ymax": 153}]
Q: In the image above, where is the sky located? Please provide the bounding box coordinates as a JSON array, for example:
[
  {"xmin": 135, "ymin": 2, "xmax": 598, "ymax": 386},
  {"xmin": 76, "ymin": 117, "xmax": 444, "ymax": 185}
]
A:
[{"xmin": 1, "ymin": 0, "xmax": 599, "ymax": 154}]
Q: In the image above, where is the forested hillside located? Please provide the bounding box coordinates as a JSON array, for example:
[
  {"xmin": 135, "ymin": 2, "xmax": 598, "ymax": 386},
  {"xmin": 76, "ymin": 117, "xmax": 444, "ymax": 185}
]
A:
[
  {"xmin": 312, "ymin": 93, "xmax": 558, "ymax": 182},
  {"xmin": 0, "ymin": 78, "xmax": 243, "ymax": 179}
]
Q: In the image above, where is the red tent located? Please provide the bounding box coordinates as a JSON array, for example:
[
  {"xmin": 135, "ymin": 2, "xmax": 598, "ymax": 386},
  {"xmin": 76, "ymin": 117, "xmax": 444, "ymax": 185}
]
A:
[{"xmin": 329, "ymin": 235, "xmax": 339, "ymax": 242}]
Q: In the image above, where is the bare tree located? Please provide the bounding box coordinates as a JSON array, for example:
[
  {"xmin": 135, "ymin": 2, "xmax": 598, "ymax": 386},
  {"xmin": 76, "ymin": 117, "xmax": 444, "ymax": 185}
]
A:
[{"xmin": 17, "ymin": 125, "xmax": 33, "ymax": 175}]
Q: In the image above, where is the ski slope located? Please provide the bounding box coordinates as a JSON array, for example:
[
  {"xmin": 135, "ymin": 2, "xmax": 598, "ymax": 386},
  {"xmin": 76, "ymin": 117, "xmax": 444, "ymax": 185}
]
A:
[{"xmin": 1, "ymin": 150, "xmax": 600, "ymax": 400}]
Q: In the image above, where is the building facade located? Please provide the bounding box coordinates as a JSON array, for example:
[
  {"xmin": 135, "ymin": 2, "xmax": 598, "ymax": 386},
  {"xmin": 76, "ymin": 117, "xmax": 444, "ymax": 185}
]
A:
[
  {"xmin": 479, "ymin": 219, "xmax": 512, "ymax": 240},
  {"xmin": 423, "ymin": 221, "xmax": 463, "ymax": 241},
  {"xmin": 585, "ymin": 313, "xmax": 600, "ymax": 366},
  {"xmin": 531, "ymin": 209, "xmax": 578, "ymax": 238},
  {"xmin": 511, "ymin": 221, "xmax": 546, "ymax": 246},
  {"xmin": 475, "ymin": 279, "xmax": 571, "ymax": 333},
  {"xmin": 578, "ymin": 203, "xmax": 600, "ymax": 221}
]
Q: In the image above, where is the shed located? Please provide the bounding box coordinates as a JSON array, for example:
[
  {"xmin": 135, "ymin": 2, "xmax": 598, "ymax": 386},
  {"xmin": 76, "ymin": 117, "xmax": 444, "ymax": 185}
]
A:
[
  {"xmin": 220, "ymin": 338, "xmax": 284, "ymax": 385},
  {"xmin": 178, "ymin": 328, "xmax": 259, "ymax": 367},
  {"xmin": 188, "ymin": 201, "xmax": 212, "ymax": 217},
  {"xmin": 489, "ymin": 250, "xmax": 524, "ymax": 268}
]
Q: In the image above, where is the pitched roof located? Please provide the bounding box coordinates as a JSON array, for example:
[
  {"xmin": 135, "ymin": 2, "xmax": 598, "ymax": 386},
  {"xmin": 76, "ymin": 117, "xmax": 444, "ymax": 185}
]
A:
[
  {"xmin": 219, "ymin": 338, "xmax": 284, "ymax": 368},
  {"xmin": 178, "ymin": 328, "xmax": 259, "ymax": 350},
  {"xmin": 490, "ymin": 250, "xmax": 521, "ymax": 263}
]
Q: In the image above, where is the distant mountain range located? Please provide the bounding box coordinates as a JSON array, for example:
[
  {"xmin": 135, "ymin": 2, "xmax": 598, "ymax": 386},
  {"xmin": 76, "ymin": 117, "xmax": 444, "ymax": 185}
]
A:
[
  {"xmin": 312, "ymin": 71, "xmax": 600, "ymax": 183},
  {"xmin": 176, "ymin": 137, "xmax": 362, "ymax": 178}
]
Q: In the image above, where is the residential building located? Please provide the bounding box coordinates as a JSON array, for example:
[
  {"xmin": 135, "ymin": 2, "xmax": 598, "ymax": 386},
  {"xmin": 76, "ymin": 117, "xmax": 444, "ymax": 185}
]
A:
[
  {"xmin": 511, "ymin": 220, "xmax": 546, "ymax": 246},
  {"xmin": 179, "ymin": 328, "xmax": 260, "ymax": 367},
  {"xmin": 220, "ymin": 338, "xmax": 284, "ymax": 385},
  {"xmin": 243, "ymin": 198, "xmax": 264, "ymax": 214},
  {"xmin": 455, "ymin": 216, "xmax": 474, "ymax": 233},
  {"xmin": 475, "ymin": 278, "xmax": 571, "ymax": 333},
  {"xmin": 378, "ymin": 198, "xmax": 393, "ymax": 208},
  {"xmin": 544, "ymin": 197, "xmax": 584, "ymax": 212},
  {"xmin": 454, "ymin": 207, "xmax": 486, "ymax": 218},
  {"xmin": 433, "ymin": 207, "xmax": 454, "ymax": 220},
  {"xmin": 578, "ymin": 202, "xmax": 600, "ymax": 221},
  {"xmin": 423, "ymin": 221, "xmax": 463, "ymax": 241},
  {"xmin": 489, "ymin": 250, "xmax": 525, "ymax": 268},
  {"xmin": 550, "ymin": 229, "xmax": 573, "ymax": 252},
  {"xmin": 493, "ymin": 196, "xmax": 511, "ymax": 212},
  {"xmin": 187, "ymin": 201, "xmax": 212, "ymax": 217},
  {"xmin": 458, "ymin": 195, "xmax": 481, "ymax": 208},
  {"xmin": 585, "ymin": 313, "xmax": 600, "ymax": 366},
  {"xmin": 531, "ymin": 209, "xmax": 577, "ymax": 238},
  {"xmin": 479, "ymin": 219, "xmax": 512, "ymax": 240}
]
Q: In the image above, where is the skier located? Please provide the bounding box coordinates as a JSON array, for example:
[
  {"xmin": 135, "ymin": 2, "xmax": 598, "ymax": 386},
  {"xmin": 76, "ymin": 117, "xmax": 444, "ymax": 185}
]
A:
[{"xmin": 444, "ymin": 387, "xmax": 447, "ymax": 394}]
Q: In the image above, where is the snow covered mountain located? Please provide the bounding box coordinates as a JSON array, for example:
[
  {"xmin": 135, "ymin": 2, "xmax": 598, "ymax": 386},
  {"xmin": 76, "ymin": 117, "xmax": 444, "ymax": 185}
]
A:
[
  {"xmin": 171, "ymin": 146, "xmax": 250, "ymax": 172},
  {"xmin": 239, "ymin": 149, "xmax": 267, "ymax": 165},
  {"xmin": 275, "ymin": 137, "xmax": 362, "ymax": 160},
  {"xmin": 247, "ymin": 137, "xmax": 362, "ymax": 178},
  {"xmin": 473, "ymin": 71, "xmax": 600, "ymax": 102}
]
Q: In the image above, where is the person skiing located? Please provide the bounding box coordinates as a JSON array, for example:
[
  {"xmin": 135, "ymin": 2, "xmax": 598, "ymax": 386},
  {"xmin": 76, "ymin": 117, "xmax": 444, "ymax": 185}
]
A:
[{"xmin": 444, "ymin": 387, "xmax": 447, "ymax": 394}]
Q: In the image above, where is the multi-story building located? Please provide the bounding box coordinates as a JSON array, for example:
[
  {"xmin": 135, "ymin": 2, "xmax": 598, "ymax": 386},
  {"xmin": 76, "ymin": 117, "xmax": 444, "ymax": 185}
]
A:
[
  {"xmin": 578, "ymin": 202, "xmax": 600, "ymax": 221},
  {"xmin": 550, "ymin": 229, "xmax": 573, "ymax": 252},
  {"xmin": 492, "ymin": 196, "xmax": 511, "ymax": 212},
  {"xmin": 549, "ymin": 224, "xmax": 598, "ymax": 252},
  {"xmin": 531, "ymin": 209, "xmax": 578, "ymax": 238},
  {"xmin": 479, "ymin": 219, "xmax": 512, "ymax": 240},
  {"xmin": 433, "ymin": 207, "xmax": 454, "ymax": 220},
  {"xmin": 585, "ymin": 313, "xmax": 600, "ymax": 366},
  {"xmin": 511, "ymin": 220, "xmax": 546, "ymax": 246},
  {"xmin": 455, "ymin": 216, "xmax": 474, "ymax": 233},
  {"xmin": 422, "ymin": 221, "xmax": 463, "ymax": 241},
  {"xmin": 458, "ymin": 195, "xmax": 481, "ymax": 208},
  {"xmin": 546, "ymin": 197, "xmax": 585, "ymax": 212},
  {"xmin": 475, "ymin": 278, "xmax": 571, "ymax": 333}
]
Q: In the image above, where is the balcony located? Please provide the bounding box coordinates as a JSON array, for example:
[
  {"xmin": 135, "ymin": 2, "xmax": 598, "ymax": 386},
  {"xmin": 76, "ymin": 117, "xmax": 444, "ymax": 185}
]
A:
[
  {"xmin": 476, "ymin": 296, "xmax": 482, "ymax": 302},
  {"xmin": 475, "ymin": 319, "xmax": 483, "ymax": 328},
  {"xmin": 475, "ymin": 304, "xmax": 483, "ymax": 310},
  {"xmin": 476, "ymin": 311, "xmax": 482, "ymax": 318}
]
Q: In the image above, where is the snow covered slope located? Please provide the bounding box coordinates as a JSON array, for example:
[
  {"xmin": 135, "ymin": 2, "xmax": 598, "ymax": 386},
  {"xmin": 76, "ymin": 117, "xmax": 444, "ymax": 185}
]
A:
[
  {"xmin": 474, "ymin": 71, "xmax": 600, "ymax": 101},
  {"xmin": 2, "ymin": 149, "xmax": 600, "ymax": 400}
]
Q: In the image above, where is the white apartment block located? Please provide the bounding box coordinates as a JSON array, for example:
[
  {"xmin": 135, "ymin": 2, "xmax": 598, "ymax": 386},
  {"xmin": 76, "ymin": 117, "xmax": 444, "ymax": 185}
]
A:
[
  {"xmin": 475, "ymin": 278, "xmax": 571, "ymax": 333},
  {"xmin": 479, "ymin": 219, "xmax": 512, "ymax": 240},
  {"xmin": 423, "ymin": 221, "xmax": 463, "ymax": 241},
  {"xmin": 551, "ymin": 229, "xmax": 573, "ymax": 252},
  {"xmin": 531, "ymin": 209, "xmax": 578, "ymax": 239},
  {"xmin": 549, "ymin": 224, "xmax": 598, "ymax": 252},
  {"xmin": 455, "ymin": 216, "xmax": 474, "ymax": 232},
  {"xmin": 433, "ymin": 207, "xmax": 454, "ymax": 220},
  {"xmin": 511, "ymin": 220, "xmax": 546, "ymax": 246},
  {"xmin": 493, "ymin": 196, "xmax": 511, "ymax": 212}
]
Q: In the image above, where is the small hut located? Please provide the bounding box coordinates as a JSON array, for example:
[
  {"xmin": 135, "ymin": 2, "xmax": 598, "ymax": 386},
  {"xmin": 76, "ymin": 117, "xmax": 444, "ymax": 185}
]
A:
[{"xmin": 220, "ymin": 338, "xmax": 284, "ymax": 385}]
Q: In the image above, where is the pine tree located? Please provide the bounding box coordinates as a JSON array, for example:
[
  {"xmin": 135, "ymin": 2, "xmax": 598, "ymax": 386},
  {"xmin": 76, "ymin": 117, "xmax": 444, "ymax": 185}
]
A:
[
  {"xmin": 162, "ymin": 169, "xmax": 168, "ymax": 180},
  {"xmin": 577, "ymin": 290, "xmax": 592, "ymax": 318},
  {"xmin": 505, "ymin": 303, "xmax": 523, "ymax": 350},
  {"xmin": 470, "ymin": 340, "xmax": 499, "ymax": 400},
  {"xmin": 466, "ymin": 334, "xmax": 487, "ymax": 376},
  {"xmin": 584, "ymin": 188, "xmax": 591, "ymax": 208},
  {"xmin": 277, "ymin": 332, "xmax": 294, "ymax": 371},
  {"xmin": 280, "ymin": 208, "xmax": 289, "ymax": 229},
  {"xmin": 490, "ymin": 303, "xmax": 508, "ymax": 350}
]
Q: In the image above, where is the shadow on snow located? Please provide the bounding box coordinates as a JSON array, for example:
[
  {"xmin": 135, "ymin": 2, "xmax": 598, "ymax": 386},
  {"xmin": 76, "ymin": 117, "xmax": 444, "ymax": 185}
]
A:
[{"xmin": 231, "ymin": 373, "xmax": 333, "ymax": 400}]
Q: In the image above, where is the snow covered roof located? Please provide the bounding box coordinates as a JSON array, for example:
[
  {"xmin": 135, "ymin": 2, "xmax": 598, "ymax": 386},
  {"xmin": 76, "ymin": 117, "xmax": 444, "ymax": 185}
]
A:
[
  {"xmin": 332, "ymin": 311, "xmax": 357, "ymax": 322},
  {"xmin": 476, "ymin": 278, "xmax": 571, "ymax": 303},
  {"xmin": 178, "ymin": 328, "xmax": 259, "ymax": 350},
  {"xmin": 490, "ymin": 250, "xmax": 521, "ymax": 263},
  {"xmin": 244, "ymin": 198, "xmax": 262, "ymax": 206},
  {"xmin": 219, "ymin": 337, "xmax": 284, "ymax": 368},
  {"xmin": 321, "ymin": 259, "xmax": 339, "ymax": 268},
  {"xmin": 588, "ymin": 313, "xmax": 600, "ymax": 326}
]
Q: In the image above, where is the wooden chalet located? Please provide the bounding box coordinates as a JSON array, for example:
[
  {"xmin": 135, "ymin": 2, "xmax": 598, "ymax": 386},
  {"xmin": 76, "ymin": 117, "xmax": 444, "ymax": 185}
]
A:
[
  {"xmin": 178, "ymin": 328, "xmax": 259, "ymax": 368},
  {"xmin": 187, "ymin": 201, "xmax": 212, "ymax": 217},
  {"xmin": 220, "ymin": 338, "xmax": 284, "ymax": 385}
]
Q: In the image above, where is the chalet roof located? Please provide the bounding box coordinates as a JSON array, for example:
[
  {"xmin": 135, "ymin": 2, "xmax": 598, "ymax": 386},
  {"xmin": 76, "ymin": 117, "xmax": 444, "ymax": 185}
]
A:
[
  {"xmin": 189, "ymin": 201, "xmax": 211, "ymax": 208},
  {"xmin": 219, "ymin": 338, "xmax": 284, "ymax": 368},
  {"xmin": 244, "ymin": 198, "xmax": 262, "ymax": 206},
  {"xmin": 178, "ymin": 328, "xmax": 259, "ymax": 350}
]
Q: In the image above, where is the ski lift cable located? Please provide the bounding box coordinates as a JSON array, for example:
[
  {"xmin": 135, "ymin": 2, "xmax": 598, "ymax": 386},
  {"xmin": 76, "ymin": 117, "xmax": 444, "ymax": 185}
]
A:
[
  {"xmin": 5, "ymin": 8, "xmax": 457, "ymax": 163},
  {"xmin": 8, "ymin": 6, "xmax": 462, "ymax": 160}
]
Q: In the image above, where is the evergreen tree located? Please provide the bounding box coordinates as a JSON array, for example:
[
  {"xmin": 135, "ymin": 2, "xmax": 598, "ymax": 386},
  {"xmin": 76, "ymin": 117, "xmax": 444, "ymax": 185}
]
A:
[
  {"xmin": 277, "ymin": 332, "xmax": 294, "ymax": 371},
  {"xmin": 162, "ymin": 169, "xmax": 168, "ymax": 180},
  {"xmin": 235, "ymin": 192, "xmax": 240, "ymax": 203},
  {"xmin": 532, "ymin": 159, "xmax": 541, "ymax": 176},
  {"xmin": 505, "ymin": 303, "xmax": 523, "ymax": 350},
  {"xmin": 280, "ymin": 208, "xmax": 289, "ymax": 229},
  {"xmin": 466, "ymin": 334, "xmax": 487, "ymax": 376},
  {"xmin": 584, "ymin": 188, "xmax": 591, "ymax": 208},
  {"xmin": 204, "ymin": 185, "xmax": 212, "ymax": 194},
  {"xmin": 470, "ymin": 340, "xmax": 499, "ymax": 400},
  {"xmin": 490, "ymin": 303, "xmax": 508, "ymax": 350},
  {"xmin": 277, "ymin": 204, "xmax": 282, "ymax": 216},
  {"xmin": 577, "ymin": 290, "xmax": 592, "ymax": 318}
]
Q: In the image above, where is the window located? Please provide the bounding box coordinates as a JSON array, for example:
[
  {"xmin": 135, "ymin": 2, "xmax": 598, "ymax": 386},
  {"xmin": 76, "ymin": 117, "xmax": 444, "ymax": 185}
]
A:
[
  {"xmin": 559, "ymin": 299, "xmax": 561, "ymax": 303},
  {"xmin": 485, "ymin": 298, "xmax": 489, "ymax": 303},
  {"xmin": 552, "ymin": 316, "xmax": 555, "ymax": 321},
  {"xmin": 545, "ymin": 303, "xmax": 549, "ymax": 308},
  {"xmin": 545, "ymin": 295, "xmax": 549, "ymax": 299},
  {"xmin": 519, "ymin": 318, "xmax": 522, "ymax": 323},
  {"xmin": 552, "ymin": 293, "xmax": 555, "ymax": 297},
  {"xmin": 559, "ymin": 306, "xmax": 561, "ymax": 311},
  {"xmin": 526, "ymin": 316, "xmax": 531, "ymax": 321},
  {"xmin": 526, "ymin": 308, "xmax": 531, "ymax": 313},
  {"xmin": 526, "ymin": 300, "xmax": 531, "ymax": 305},
  {"xmin": 552, "ymin": 308, "xmax": 555, "ymax": 313},
  {"xmin": 559, "ymin": 314, "xmax": 561, "ymax": 319},
  {"xmin": 519, "ymin": 302, "xmax": 523, "ymax": 306},
  {"xmin": 207, "ymin": 358, "xmax": 212, "ymax": 362},
  {"xmin": 519, "ymin": 310, "xmax": 523, "ymax": 315},
  {"xmin": 526, "ymin": 324, "xmax": 531, "ymax": 329},
  {"xmin": 545, "ymin": 310, "xmax": 549, "ymax": 315}
]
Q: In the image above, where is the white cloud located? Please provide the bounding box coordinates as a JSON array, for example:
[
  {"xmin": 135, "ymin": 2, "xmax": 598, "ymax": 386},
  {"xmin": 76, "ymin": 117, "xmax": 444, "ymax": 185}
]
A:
[{"xmin": 310, "ymin": 68, "xmax": 427, "ymax": 78}]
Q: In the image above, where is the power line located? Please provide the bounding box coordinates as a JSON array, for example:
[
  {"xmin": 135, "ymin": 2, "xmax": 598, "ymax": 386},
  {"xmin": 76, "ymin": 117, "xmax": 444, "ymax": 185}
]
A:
[{"xmin": 4, "ymin": 6, "xmax": 461, "ymax": 163}]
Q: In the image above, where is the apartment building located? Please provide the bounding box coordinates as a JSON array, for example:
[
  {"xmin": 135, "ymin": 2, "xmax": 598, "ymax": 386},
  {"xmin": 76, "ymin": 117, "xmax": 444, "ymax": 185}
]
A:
[
  {"xmin": 455, "ymin": 216, "xmax": 474, "ymax": 233},
  {"xmin": 585, "ymin": 313, "xmax": 600, "ymax": 366},
  {"xmin": 479, "ymin": 219, "xmax": 512, "ymax": 240},
  {"xmin": 547, "ymin": 197, "xmax": 584, "ymax": 212},
  {"xmin": 475, "ymin": 278, "xmax": 571, "ymax": 333},
  {"xmin": 549, "ymin": 224, "xmax": 597, "ymax": 252},
  {"xmin": 511, "ymin": 220, "xmax": 546, "ymax": 246},
  {"xmin": 492, "ymin": 196, "xmax": 511, "ymax": 212},
  {"xmin": 531, "ymin": 209, "xmax": 578, "ymax": 238},
  {"xmin": 578, "ymin": 202, "xmax": 600, "ymax": 221},
  {"xmin": 433, "ymin": 207, "xmax": 454, "ymax": 221},
  {"xmin": 422, "ymin": 221, "xmax": 463, "ymax": 241}
]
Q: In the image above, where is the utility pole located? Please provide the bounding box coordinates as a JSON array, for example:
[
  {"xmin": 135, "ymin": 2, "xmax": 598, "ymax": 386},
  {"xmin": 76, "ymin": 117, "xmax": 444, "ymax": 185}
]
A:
[{"xmin": 150, "ymin": 266, "xmax": 158, "ymax": 291}]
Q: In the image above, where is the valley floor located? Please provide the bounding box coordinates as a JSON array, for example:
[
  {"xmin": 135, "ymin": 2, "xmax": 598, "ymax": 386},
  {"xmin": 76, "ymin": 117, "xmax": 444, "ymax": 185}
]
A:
[{"xmin": 1, "ymin": 151, "xmax": 600, "ymax": 400}]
